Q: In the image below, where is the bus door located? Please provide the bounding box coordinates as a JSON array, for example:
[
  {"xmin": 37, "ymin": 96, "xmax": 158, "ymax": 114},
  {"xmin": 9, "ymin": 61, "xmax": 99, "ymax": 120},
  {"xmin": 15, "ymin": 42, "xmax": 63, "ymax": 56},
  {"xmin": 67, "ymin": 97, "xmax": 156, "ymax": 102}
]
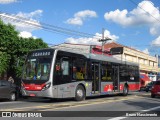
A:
[
  {"xmin": 112, "ymin": 65, "xmax": 119, "ymax": 92},
  {"xmin": 92, "ymin": 62, "xmax": 101, "ymax": 93},
  {"xmin": 53, "ymin": 56, "xmax": 71, "ymax": 97}
]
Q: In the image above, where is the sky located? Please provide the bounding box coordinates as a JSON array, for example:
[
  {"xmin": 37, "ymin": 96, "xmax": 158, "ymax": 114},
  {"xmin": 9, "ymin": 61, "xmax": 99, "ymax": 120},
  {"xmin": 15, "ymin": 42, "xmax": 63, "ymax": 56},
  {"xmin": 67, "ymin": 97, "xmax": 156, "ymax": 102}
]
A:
[{"xmin": 0, "ymin": 0, "xmax": 160, "ymax": 55}]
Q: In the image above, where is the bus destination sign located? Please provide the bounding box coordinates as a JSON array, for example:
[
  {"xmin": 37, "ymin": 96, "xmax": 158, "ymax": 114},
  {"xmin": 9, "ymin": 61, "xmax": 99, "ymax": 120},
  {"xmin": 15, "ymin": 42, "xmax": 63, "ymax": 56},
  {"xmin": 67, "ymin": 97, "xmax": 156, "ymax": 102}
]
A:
[{"xmin": 31, "ymin": 51, "xmax": 51, "ymax": 57}]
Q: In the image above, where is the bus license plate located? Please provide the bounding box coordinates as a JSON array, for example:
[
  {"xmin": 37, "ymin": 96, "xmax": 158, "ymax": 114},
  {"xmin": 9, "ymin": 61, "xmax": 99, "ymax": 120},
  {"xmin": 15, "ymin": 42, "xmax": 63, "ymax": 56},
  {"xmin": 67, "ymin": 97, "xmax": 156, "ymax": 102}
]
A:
[{"xmin": 30, "ymin": 94, "xmax": 36, "ymax": 96}]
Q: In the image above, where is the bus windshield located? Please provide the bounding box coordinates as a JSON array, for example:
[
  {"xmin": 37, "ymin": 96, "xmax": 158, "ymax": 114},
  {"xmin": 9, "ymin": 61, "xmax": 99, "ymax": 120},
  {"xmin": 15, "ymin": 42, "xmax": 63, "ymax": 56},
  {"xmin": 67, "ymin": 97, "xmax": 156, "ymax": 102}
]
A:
[{"xmin": 22, "ymin": 57, "xmax": 52, "ymax": 81}]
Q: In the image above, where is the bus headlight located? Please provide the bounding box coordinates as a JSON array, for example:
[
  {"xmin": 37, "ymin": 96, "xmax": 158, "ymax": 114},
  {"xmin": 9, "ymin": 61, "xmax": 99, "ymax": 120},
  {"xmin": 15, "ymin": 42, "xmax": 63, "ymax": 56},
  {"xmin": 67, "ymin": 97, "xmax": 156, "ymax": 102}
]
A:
[{"xmin": 42, "ymin": 82, "xmax": 51, "ymax": 91}]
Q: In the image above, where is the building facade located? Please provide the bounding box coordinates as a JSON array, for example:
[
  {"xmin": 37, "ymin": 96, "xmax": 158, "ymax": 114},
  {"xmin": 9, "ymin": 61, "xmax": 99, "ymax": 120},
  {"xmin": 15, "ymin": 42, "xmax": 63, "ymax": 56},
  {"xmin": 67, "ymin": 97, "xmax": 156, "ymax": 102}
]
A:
[{"xmin": 104, "ymin": 42, "xmax": 158, "ymax": 81}]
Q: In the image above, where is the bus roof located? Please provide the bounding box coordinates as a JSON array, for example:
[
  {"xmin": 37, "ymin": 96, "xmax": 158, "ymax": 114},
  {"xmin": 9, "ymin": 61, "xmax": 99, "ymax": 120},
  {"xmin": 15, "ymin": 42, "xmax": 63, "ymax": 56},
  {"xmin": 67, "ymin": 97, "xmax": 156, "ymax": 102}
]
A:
[
  {"xmin": 85, "ymin": 53, "xmax": 139, "ymax": 66},
  {"xmin": 29, "ymin": 48, "xmax": 139, "ymax": 66},
  {"xmin": 55, "ymin": 48, "xmax": 139, "ymax": 66}
]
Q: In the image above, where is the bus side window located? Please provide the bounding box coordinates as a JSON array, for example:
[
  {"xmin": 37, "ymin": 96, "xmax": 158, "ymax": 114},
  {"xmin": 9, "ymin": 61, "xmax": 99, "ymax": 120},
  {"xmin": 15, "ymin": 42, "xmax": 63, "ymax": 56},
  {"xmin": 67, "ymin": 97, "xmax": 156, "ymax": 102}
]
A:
[
  {"xmin": 61, "ymin": 60, "xmax": 69, "ymax": 75},
  {"xmin": 72, "ymin": 57, "xmax": 86, "ymax": 80},
  {"xmin": 101, "ymin": 63, "xmax": 112, "ymax": 81}
]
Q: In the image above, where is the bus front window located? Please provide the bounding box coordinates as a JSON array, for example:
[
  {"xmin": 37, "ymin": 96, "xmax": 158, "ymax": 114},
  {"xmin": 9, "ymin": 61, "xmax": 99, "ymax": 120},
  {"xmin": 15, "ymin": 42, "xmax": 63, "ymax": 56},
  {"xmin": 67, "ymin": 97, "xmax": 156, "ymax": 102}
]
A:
[{"xmin": 23, "ymin": 58, "xmax": 52, "ymax": 81}]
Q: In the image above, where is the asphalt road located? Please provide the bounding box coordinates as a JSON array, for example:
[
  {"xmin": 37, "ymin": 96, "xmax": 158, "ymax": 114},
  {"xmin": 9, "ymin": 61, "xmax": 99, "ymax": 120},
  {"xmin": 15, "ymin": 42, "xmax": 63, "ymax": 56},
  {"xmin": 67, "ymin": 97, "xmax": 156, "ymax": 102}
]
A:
[{"xmin": 0, "ymin": 91, "xmax": 160, "ymax": 120}]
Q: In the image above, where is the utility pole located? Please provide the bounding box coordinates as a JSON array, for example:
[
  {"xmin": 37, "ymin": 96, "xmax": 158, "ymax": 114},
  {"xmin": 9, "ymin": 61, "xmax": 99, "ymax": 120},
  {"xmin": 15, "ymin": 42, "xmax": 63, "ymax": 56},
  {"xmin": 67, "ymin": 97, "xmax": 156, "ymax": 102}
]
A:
[{"xmin": 98, "ymin": 28, "xmax": 112, "ymax": 55}]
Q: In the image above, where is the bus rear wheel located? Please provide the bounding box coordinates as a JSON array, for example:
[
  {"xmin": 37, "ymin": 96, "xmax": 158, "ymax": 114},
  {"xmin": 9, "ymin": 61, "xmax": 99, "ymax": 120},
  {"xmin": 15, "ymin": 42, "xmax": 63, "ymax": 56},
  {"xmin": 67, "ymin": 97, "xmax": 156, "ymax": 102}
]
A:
[
  {"xmin": 75, "ymin": 85, "xmax": 86, "ymax": 101},
  {"xmin": 123, "ymin": 85, "xmax": 128, "ymax": 96}
]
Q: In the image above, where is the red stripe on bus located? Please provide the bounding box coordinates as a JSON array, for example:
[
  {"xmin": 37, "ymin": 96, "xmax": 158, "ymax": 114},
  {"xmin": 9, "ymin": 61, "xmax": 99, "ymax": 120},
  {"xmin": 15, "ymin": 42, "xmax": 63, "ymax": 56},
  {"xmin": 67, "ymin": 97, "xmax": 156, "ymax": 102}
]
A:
[
  {"xmin": 103, "ymin": 83, "xmax": 140, "ymax": 92},
  {"xmin": 23, "ymin": 83, "xmax": 46, "ymax": 91}
]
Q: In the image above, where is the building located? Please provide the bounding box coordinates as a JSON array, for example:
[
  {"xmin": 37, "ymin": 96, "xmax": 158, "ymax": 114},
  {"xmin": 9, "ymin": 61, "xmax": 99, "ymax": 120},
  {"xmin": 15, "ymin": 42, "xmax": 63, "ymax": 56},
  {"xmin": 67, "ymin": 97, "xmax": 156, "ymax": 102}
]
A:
[
  {"xmin": 104, "ymin": 42, "xmax": 158, "ymax": 81},
  {"xmin": 156, "ymin": 55, "xmax": 160, "ymax": 80}
]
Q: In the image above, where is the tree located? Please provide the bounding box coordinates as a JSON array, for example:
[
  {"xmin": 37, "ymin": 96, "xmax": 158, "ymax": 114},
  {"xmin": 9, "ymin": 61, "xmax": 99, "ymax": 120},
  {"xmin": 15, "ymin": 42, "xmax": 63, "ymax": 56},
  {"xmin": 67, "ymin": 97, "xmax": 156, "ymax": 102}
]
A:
[
  {"xmin": 15, "ymin": 37, "xmax": 48, "ymax": 78},
  {"xmin": 0, "ymin": 19, "xmax": 48, "ymax": 80},
  {"xmin": 0, "ymin": 52, "xmax": 8, "ymax": 76},
  {"xmin": 0, "ymin": 20, "xmax": 19, "ymax": 79}
]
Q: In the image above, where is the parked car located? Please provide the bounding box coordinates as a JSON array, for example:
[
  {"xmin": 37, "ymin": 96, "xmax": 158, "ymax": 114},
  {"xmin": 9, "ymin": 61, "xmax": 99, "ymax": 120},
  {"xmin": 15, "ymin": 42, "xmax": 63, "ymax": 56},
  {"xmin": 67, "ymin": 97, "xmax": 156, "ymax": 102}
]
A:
[
  {"xmin": 145, "ymin": 81, "xmax": 156, "ymax": 92},
  {"xmin": 0, "ymin": 80, "xmax": 17, "ymax": 101},
  {"xmin": 139, "ymin": 74, "xmax": 151, "ymax": 91},
  {"xmin": 151, "ymin": 80, "xmax": 160, "ymax": 98}
]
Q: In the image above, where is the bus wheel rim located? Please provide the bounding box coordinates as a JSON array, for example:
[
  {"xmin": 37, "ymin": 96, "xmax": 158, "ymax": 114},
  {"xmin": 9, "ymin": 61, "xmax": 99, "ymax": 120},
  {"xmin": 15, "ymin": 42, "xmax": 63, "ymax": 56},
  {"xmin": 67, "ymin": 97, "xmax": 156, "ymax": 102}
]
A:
[
  {"xmin": 77, "ymin": 89, "xmax": 83, "ymax": 97},
  {"xmin": 124, "ymin": 87, "xmax": 128, "ymax": 94}
]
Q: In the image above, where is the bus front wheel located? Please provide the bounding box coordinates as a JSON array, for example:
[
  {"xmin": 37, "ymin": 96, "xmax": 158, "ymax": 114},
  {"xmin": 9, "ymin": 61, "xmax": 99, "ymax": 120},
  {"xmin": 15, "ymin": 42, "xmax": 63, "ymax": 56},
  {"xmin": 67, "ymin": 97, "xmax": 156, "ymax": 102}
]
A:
[{"xmin": 75, "ymin": 85, "xmax": 86, "ymax": 101}]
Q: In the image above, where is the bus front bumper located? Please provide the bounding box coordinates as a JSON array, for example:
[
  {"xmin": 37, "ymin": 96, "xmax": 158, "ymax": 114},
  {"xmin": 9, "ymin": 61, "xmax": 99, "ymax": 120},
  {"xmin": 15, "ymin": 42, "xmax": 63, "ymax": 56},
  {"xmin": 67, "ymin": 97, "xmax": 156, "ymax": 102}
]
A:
[{"xmin": 21, "ymin": 89, "xmax": 53, "ymax": 98}]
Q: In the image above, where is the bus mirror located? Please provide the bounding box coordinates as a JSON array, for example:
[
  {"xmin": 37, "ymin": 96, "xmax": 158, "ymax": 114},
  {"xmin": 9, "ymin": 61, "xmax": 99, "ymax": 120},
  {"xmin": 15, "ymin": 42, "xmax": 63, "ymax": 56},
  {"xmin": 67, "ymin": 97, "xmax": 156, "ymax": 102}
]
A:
[{"xmin": 16, "ymin": 55, "xmax": 27, "ymax": 67}]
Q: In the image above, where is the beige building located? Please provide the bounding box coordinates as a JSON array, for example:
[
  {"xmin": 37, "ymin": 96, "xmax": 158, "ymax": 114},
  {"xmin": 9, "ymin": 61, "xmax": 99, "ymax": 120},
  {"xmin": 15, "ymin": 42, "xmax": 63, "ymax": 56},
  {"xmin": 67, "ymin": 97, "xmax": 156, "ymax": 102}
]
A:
[{"xmin": 104, "ymin": 42, "xmax": 158, "ymax": 81}]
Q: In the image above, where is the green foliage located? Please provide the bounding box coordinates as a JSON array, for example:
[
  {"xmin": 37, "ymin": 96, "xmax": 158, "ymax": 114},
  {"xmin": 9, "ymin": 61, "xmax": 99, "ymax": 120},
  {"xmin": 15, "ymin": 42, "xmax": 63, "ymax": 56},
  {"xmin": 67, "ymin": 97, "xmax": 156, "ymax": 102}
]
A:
[
  {"xmin": 0, "ymin": 52, "xmax": 9, "ymax": 74},
  {"xmin": 0, "ymin": 19, "xmax": 48, "ymax": 78}
]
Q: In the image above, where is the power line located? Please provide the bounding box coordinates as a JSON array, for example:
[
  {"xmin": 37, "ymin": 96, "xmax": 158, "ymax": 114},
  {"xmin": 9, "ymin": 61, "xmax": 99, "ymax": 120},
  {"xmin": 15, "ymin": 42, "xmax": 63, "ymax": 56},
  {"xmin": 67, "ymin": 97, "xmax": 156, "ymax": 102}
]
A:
[
  {"xmin": 129, "ymin": 0, "xmax": 160, "ymax": 23},
  {"xmin": 1, "ymin": 11, "xmax": 159, "ymax": 55},
  {"xmin": 126, "ymin": 0, "xmax": 160, "ymax": 54},
  {"xmin": 122, "ymin": 44, "xmax": 160, "ymax": 47},
  {"xmin": 0, "ymin": 11, "xmax": 103, "ymax": 39}
]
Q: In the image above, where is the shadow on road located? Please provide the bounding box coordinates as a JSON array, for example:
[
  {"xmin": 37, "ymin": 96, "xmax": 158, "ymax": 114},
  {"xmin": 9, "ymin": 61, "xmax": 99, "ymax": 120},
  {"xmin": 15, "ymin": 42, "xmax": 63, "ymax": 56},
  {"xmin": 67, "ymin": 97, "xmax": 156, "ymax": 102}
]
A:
[
  {"xmin": 122, "ymin": 96, "xmax": 160, "ymax": 111},
  {"xmin": 16, "ymin": 93, "xmax": 136, "ymax": 103}
]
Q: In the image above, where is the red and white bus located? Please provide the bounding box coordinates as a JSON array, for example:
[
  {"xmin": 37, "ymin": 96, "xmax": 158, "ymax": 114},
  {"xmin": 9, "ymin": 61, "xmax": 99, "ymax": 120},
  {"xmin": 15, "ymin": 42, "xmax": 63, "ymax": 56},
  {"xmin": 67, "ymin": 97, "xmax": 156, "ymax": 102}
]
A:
[{"xmin": 21, "ymin": 48, "xmax": 140, "ymax": 101}]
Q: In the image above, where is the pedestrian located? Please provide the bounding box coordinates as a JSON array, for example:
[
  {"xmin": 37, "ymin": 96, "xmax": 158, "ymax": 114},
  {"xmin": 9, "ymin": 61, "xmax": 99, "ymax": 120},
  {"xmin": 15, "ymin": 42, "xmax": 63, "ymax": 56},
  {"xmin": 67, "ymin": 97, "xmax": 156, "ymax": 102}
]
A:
[{"xmin": 8, "ymin": 76, "xmax": 14, "ymax": 83}]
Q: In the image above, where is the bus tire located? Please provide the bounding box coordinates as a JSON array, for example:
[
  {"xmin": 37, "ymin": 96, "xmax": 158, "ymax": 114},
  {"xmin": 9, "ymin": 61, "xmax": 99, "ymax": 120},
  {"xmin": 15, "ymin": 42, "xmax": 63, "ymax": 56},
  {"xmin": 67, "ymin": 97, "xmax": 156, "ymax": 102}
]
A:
[
  {"xmin": 123, "ymin": 85, "xmax": 128, "ymax": 96},
  {"xmin": 75, "ymin": 85, "xmax": 86, "ymax": 101}
]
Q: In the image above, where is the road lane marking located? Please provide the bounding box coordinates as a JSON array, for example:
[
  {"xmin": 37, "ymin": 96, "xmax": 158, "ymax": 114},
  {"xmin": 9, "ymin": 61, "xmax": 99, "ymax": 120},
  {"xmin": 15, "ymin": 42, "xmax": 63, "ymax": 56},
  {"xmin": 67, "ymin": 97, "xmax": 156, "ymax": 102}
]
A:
[
  {"xmin": 108, "ymin": 106, "xmax": 160, "ymax": 120},
  {"xmin": 0, "ymin": 101, "xmax": 22, "ymax": 105},
  {"xmin": 141, "ymin": 106, "xmax": 160, "ymax": 111},
  {"xmin": 40, "ymin": 96, "xmax": 139, "ymax": 111},
  {"xmin": 0, "ymin": 94, "xmax": 152, "ymax": 111},
  {"xmin": 107, "ymin": 117, "xmax": 126, "ymax": 120},
  {"xmin": 0, "ymin": 96, "xmax": 139, "ymax": 111},
  {"xmin": 0, "ymin": 104, "xmax": 52, "ymax": 111}
]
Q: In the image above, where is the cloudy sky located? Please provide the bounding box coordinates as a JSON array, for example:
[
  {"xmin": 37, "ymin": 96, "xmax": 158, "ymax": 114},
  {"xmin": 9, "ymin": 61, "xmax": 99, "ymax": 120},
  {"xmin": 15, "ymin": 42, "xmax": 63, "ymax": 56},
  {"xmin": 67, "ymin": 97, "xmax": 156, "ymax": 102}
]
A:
[{"xmin": 0, "ymin": 0, "xmax": 160, "ymax": 55}]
